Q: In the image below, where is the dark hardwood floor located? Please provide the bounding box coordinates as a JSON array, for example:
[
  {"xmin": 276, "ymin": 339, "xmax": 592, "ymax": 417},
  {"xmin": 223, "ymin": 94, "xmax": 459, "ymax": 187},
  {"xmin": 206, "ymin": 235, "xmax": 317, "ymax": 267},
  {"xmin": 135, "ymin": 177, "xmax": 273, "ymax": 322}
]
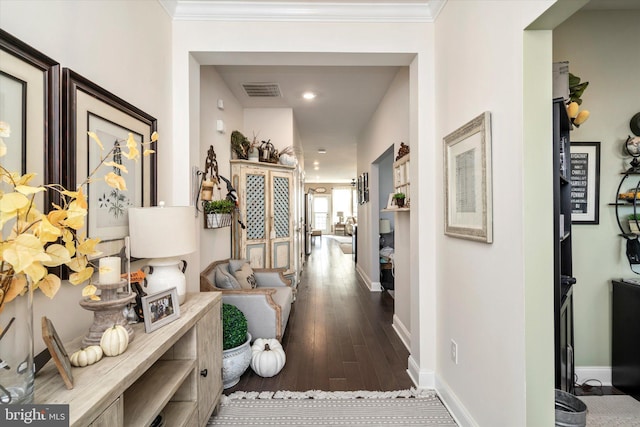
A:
[{"xmin": 226, "ymin": 235, "xmax": 414, "ymax": 393}]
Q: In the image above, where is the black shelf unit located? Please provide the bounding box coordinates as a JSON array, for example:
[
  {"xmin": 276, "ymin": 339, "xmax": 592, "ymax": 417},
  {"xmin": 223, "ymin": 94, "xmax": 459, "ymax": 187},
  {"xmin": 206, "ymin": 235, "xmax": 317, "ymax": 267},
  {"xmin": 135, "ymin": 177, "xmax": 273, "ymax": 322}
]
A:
[
  {"xmin": 612, "ymin": 168, "xmax": 640, "ymax": 237},
  {"xmin": 611, "ymin": 279, "xmax": 640, "ymax": 400},
  {"xmin": 553, "ymin": 98, "xmax": 575, "ymax": 393}
]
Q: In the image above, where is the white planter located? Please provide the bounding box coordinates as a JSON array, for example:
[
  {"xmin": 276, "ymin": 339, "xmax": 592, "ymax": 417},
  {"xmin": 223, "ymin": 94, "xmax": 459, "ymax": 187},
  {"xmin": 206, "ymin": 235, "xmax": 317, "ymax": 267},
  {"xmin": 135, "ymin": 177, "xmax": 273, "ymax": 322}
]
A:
[
  {"xmin": 630, "ymin": 220, "xmax": 640, "ymax": 234},
  {"xmin": 248, "ymin": 149, "xmax": 259, "ymax": 161},
  {"xmin": 279, "ymin": 154, "xmax": 296, "ymax": 166},
  {"xmin": 222, "ymin": 333, "xmax": 252, "ymax": 389}
]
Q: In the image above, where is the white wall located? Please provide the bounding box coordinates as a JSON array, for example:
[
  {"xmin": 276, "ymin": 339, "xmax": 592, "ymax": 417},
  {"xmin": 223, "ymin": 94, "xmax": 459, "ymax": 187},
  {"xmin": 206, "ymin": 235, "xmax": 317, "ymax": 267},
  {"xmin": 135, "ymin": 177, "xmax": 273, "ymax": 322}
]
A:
[
  {"xmin": 244, "ymin": 108, "xmax": 295, "ymax": 153},
  {"xmin": 435, "ymin": 1, "xmax": 555, "ymax": 426},
  {"xmin": 359, "ymin": 67, "xmax": 410, "ymax": 336},
  {"xmin": 199, "ymin": 66, "xmax": 245, "ymax": 267},
  {"xmin": 554, "ymin": 9, "xmax": 640, "ymax": 373},
  {"xmin": 0, "ymin": 0, "xmax": 172, "ymax": 352},
  {"xmin": 170, "ymin": 21, "xmax": 437, "ymax": 383}
]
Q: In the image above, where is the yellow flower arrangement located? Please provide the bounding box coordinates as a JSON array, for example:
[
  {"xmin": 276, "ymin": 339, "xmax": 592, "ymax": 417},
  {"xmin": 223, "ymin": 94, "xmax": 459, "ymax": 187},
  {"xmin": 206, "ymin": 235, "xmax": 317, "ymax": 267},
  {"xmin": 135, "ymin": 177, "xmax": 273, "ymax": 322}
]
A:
[{"xmin": 0, "ymin": 120, "xmax": 157, "ymax": 314}]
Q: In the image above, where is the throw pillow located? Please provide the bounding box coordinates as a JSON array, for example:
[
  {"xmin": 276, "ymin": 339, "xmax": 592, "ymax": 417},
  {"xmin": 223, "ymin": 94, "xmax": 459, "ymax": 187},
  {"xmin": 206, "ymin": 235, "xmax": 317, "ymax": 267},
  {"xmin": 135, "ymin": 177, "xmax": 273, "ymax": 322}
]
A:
[
  {"xmin": 229, "ymin": 259, "xmax": 247, "ymax": 274},
  {"xmin": 215, "ymin": 264, "xmax": 241, "ymax": 290},
  {"xmin": 234, "ymin": 262, "xmax": 257, "ymax": 290}
]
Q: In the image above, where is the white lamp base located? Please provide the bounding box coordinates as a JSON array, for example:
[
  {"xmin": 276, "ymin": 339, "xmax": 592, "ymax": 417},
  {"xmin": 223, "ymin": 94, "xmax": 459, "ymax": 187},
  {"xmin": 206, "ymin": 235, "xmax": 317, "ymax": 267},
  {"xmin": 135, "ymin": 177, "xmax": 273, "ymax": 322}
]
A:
[{"xmin": 144, "ymin": 257, "xmax": 187, "ymax": 304}]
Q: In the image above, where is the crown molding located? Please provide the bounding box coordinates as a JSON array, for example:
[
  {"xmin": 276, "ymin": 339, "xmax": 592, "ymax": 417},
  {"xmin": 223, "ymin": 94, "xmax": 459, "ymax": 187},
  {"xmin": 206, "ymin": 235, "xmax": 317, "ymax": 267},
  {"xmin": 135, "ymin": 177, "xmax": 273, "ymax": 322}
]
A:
[{"xmin": 158, "ymin": 0, "xmax": 446, "ymax": 23}]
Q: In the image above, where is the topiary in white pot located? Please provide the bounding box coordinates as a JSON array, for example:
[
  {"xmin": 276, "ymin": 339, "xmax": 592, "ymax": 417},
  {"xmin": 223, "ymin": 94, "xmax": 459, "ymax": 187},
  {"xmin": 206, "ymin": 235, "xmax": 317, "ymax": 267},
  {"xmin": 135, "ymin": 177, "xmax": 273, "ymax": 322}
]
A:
[{"xmin": 222, "ymin": 304, "xmax": 252, "ymax": 389}]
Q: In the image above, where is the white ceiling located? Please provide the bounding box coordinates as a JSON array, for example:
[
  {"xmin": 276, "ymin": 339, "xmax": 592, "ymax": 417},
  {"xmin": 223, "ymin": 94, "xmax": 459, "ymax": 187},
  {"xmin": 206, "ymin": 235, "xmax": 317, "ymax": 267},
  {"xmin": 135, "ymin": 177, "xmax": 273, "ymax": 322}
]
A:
[
  {"xmin": 163, "ymin": 0, "xmax": 636, "ymax": 183},
  {"xmin": 214, "ymin": 65, "xmax": 401, "ymax": 183}
]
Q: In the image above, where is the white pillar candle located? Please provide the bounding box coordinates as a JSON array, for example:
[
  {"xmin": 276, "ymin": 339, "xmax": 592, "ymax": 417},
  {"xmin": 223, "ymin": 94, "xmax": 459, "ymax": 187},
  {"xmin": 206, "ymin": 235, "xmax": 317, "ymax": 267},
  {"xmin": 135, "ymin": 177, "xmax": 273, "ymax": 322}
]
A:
[{"xmin": 100, "ymin": 256, "xmax": 121, "ymax": 284}]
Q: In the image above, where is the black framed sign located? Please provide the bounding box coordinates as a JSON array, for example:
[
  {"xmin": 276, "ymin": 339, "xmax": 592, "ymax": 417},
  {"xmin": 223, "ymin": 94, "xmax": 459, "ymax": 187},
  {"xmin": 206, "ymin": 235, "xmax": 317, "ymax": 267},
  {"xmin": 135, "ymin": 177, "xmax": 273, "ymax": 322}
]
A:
[{"xmin": 570, "ymin": 141, "xmax": 600, "ymax": 224}]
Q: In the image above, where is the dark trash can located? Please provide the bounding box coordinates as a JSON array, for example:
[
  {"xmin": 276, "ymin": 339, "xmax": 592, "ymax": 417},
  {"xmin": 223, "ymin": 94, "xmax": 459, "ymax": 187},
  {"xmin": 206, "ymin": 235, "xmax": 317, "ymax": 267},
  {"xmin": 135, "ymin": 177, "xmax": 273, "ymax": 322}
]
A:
[{"xmin": 555, "ymin": 389, "xmax": 587, "ymax": 427}]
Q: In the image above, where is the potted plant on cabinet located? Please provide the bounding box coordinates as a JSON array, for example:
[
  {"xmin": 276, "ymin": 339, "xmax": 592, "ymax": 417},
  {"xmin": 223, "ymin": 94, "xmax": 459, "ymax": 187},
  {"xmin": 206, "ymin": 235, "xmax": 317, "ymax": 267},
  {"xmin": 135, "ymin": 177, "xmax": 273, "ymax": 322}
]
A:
[
  {"xmin": 629, "ymin": 213, "xmax": 640, "ymax": 234},
  {"xmin": 393, "ymin": 192, "xmax": 406, "ymax": 208},
  {"xmin": 204, "ymin": 199, "xmax": 235, "ymax": 228},
  {"xmin": 248, "ymin": 132, "xmax": 260, "ymax": 161},
  {"xmin": 222, "ymin": 303, "xmax": 252, "ymax": 389}
]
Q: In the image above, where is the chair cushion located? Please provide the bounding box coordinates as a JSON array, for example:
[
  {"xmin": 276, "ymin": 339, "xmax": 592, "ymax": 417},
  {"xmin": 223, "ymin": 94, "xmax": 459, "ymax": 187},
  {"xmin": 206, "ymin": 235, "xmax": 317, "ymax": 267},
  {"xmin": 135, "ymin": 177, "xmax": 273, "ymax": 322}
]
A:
[
  {"xmin": 234, "ymin": 262, "xmax": 257, "ymax": 290},
  {"xmin": 229, "ymin": 259, "xmax": 247, "ymax": 274},
  {"xmin": 215, "ymin": 264, "xmax": 241, "ymax": 290}
]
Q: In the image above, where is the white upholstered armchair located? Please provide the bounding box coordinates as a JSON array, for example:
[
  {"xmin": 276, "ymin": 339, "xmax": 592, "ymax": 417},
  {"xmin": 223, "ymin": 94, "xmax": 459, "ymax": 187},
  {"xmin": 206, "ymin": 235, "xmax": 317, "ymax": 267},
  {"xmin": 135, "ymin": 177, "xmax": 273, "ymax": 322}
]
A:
[{"xmin": 200, "ymin": 259, "xmax": 293, "ymax": 341}]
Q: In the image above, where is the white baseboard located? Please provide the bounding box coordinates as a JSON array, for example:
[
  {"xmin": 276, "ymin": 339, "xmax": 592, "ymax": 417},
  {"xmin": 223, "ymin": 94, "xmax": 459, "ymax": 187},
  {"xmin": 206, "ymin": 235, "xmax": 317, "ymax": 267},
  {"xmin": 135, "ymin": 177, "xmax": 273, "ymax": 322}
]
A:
[
  {"xmin": 407, "ymin": 355, "xmax": 435, "ymax": 388},
  {"xmin": 355, "ymin": 264, "xmax": 382, "ymax": 292},
  {"xmin": 435, "ymin": 375, "xmax": 478, "ymax": 427},
  {"xmin": 392, "ymin": 314, "xmax": 410, "ymax": 351},
  {"xmin": 575, "ymin": 366, "xmax": 612, "ymax": 386}
]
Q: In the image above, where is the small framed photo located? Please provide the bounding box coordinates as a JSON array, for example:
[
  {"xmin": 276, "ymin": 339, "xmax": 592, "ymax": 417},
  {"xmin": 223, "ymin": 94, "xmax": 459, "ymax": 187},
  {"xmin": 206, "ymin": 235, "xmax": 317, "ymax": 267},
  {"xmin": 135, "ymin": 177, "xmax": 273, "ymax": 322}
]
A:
[
  {"xmin": 386, "ymin": 193, "xmax": 396, "ymax": 209},
  {"xmin": 41, "ymin": 317, "xmax": 73, "ymax": 389},
  {"xmin": 141, "ymin": 288, "xmax": 180, "ymax": 333}
]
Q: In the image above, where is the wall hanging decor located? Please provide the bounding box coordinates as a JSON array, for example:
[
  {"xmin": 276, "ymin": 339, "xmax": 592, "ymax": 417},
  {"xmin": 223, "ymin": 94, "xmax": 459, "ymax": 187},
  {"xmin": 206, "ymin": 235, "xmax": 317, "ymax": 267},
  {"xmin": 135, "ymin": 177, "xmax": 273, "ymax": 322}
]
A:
[
  {"xmin": 630, "ymin": 112, "xmax": 640, "ymax": 137},
  {"xmin": 569, "ymin": 142, "xmax": 600, "ymax": 224},
  {"xmin": 444, "ymin": 111, "xmax": 493, "ymax": 243},
  {"xmin": 194, "ymin": 145, "xmax": 240, "ymax": 229},
  {"xmin": 0, "ymin": 28, "xmax": 62, "ymax": 405},
  {"xmin": 62, "ymin": 68, "xmax": 157, "ymax": 258}
]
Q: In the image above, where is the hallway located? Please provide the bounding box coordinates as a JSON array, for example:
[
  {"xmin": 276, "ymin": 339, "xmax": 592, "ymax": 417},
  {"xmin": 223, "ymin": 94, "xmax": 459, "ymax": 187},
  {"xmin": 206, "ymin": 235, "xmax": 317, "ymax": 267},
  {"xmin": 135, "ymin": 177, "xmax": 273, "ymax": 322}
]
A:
[{"xmin": 227, "ymin": 235, "xmax": 413, "ymax": 393}]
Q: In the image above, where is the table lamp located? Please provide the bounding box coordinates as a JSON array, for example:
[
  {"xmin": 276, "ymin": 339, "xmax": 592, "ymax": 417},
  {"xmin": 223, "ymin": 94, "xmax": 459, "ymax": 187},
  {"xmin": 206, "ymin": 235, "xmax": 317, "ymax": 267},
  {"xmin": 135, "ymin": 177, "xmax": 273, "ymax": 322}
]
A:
[
  {"xmin": 337, "ymin": 211, "xmax": 344, "ymax": 223},
  {"xmin": 379, "ymin": 219, "xmax": 391, "ymax": 234},
  {"xmin": 128, "ymin": 203, "xmax": 196, "ymax": 304}
]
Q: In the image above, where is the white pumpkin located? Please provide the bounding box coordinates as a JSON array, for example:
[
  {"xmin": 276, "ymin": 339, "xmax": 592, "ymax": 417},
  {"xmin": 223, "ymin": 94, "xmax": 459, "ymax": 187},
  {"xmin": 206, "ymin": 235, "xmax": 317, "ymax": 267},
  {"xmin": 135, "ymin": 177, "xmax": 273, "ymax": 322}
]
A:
[
  {"xmin": 100, "ymin": 325, "xmax": 129, "ymax": 356},
  {"xmin": 70, "ymin": 345, "xmax": 103, "ymax": 367},
  {"xmin": 250, "ymin": 338, "xmax": 286, "ymax": 377}
]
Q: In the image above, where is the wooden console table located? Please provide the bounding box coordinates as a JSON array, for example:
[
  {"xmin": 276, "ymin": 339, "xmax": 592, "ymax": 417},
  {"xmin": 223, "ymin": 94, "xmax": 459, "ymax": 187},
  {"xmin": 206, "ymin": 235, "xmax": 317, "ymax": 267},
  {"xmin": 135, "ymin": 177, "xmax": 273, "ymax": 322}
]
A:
[{"xmin": 35, "ymin": 292, "xmax": 222, "ymax": 427}]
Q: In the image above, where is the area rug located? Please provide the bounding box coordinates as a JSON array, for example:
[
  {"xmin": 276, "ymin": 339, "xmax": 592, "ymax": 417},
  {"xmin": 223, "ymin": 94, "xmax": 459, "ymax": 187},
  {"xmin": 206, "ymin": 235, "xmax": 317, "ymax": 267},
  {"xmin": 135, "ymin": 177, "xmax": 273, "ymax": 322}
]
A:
[
  {"xmin": 340, "ymin": 243, "xmax": 353, "ymax": 254},
  {"xmin": 208, "ymin": 389, "xmax": 458, "ymax": 426},
  {"xmin": 579, "ymin": 395, "xmax": 640, "ymax": 426}
]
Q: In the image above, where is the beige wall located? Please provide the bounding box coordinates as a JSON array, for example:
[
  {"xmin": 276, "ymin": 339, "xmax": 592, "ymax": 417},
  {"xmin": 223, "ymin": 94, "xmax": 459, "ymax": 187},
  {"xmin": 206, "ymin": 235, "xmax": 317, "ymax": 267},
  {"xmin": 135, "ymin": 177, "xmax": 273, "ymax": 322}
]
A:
[
  {"xmin": 358, "ymin": 67, "xmax": 411, "ymax": 338},
  {"xmin": 1, "ymin": 1, "xmax": 589, "ymax": 424},
  {"xmin": 170, "ymin": 17, "xmax": 439, "ymax": 400},
  {"xmin": 435, "ymin": 1, "xmax": 555, "ymax": 425},
  {"xmin": 0, "ymin": 0, "xmax": 173, "ymax": 351},
  {"xmin": 554, "ymin": 9, "xmax": 640, "ymax": 374},
  {"xmin": 199, "ymin": 66, "xmax": 245, "ymax": 267}
]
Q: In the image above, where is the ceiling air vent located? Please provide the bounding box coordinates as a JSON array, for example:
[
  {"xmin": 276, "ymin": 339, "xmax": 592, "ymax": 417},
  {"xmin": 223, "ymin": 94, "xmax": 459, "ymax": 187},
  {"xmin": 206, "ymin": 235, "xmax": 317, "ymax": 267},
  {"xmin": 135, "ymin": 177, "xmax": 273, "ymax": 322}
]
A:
[{"xmin": 242, "ymin": 83, "xmax": 282, "ymax": 98}]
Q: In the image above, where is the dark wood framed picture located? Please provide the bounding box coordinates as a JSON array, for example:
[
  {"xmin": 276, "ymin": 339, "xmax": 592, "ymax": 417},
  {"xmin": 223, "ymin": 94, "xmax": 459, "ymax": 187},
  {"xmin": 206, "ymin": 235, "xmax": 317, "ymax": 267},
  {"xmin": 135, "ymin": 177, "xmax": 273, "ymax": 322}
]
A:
[
  {"xmin": 570, "ymin": 141, "xmax": 600, "ymax": 224},
  {"xmin": 0, "ymin": 28, "xmax": 60, "ymax": 212},
  {"xmin": 62, "ymin": 68, "xmax": 157, "ymax": 257}
]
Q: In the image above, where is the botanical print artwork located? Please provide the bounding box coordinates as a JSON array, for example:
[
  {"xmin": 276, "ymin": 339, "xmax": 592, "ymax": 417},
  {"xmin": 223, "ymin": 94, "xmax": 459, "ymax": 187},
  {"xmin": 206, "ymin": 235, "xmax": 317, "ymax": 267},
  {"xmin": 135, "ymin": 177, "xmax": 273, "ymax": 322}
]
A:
[
  {"xmin": 455, "ymin": 148, "xmax": 477, "ymax": 213},
  {"xmin": 87, "ymin": 113, "xmax": 142, "ymax": 240},
  {"xmin": 94, "ymin": 129, "xmax": 138, "ymax": 228}
]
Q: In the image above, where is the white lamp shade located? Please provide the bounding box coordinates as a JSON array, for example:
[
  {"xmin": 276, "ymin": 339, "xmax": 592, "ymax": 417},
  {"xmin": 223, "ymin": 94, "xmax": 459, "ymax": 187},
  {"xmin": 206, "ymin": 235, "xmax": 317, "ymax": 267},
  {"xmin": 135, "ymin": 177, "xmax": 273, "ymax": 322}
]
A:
[
  {"xmin": 379, "ymin": 219, "xmax": 391, "ymax": 234},
  {"xmin": 128, "ymin": 205, "xmax": 196, "ymax": 258}
]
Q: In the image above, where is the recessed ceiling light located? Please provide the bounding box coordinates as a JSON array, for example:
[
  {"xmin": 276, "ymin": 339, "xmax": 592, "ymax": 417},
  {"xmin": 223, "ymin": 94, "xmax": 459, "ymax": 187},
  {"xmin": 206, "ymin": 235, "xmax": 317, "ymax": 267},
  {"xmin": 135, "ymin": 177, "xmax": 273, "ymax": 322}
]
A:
[
  {"xmin": 314, "ymin": 166, "xmax": 319, "ymax": 170},
  {"xmin": 318, "ymin": 149, "xmax": 327, "ymax": 154},
  {"xmin": 313, "ymin": 161, "xmax": 319, "ymax": 166},
  {"xmin": 303, "ymin": 92, "xmax": 316, "ymax": 100}
]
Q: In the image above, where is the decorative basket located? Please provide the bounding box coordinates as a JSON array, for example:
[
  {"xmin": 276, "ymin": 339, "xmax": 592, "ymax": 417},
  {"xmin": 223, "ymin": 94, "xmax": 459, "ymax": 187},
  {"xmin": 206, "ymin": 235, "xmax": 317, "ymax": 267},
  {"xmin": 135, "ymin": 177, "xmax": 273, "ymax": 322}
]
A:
[{"xmin": 205, "ymin": 213, "xmax": 232, "ymax": 229}]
